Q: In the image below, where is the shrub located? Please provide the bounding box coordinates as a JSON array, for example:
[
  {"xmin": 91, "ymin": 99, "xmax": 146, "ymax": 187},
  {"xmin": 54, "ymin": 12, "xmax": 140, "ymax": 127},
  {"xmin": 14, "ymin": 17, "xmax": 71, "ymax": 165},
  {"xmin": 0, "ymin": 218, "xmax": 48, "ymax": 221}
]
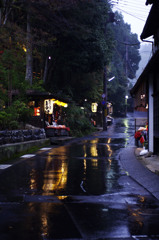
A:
[
  {"xmin": 65, "ymin": 103, "xmax": 95, "ymax": 137},
  {"xmin": 0, "ymin": 111, "xmax": 15, "ymax": 130},
  {"xmin": 0, "ymin": 100, "xmax": 33, "ymax": 130}
]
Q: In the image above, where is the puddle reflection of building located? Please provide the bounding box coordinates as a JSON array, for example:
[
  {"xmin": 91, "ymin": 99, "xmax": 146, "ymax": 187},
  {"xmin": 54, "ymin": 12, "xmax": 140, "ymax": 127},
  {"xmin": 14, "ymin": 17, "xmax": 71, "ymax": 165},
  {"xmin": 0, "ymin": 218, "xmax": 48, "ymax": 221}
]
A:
[
  {"xmin": 123, "ymin": 119, "xmax": 130, "ymax": 147},
  {"xmin": 29, "ymin": 147, "xmax": 69, "ymax": 237},
  {"xmin": 90, "ymin": 139, "xmax": 98, "ymax": 168},
  {"xmin": 42, "ymin": 152, "xmax": 68, "ymax": 194},
  {"xmin": 29, "ymin": 148, "xmax": 68, "ymax": 195},
  {"xmin": 81, "ymin": 138, "xmax": 115, "ymax": 194},
  {"xmin": 106, "ymin": 138, "xmax": 112, "ymax": 169},
  {"xmin": 81, "ymin": 139, "xmax": 102, "ymax": 193},
  {"xmin": 40, "ymin": 208, "xmax": 49, "ymax": 238},
  {"xmin": 82, "ymin": 139, "xmax": 99, "ymax": 172},
  {"xmin": 106, "ymin": 138, "xmax": 117, "ymax": 192},
  {"xmin": 83, "ymin": 144, "xmax": 87, "ymax": 182}
]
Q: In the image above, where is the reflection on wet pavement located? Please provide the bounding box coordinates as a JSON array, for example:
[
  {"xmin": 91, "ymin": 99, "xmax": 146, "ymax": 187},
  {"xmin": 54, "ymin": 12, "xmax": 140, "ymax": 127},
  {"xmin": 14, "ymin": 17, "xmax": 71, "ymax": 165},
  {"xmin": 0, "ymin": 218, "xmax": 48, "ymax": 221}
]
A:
[{"xmin": 0, "ymin": 117, "xmax": 159, "ymax": 239}]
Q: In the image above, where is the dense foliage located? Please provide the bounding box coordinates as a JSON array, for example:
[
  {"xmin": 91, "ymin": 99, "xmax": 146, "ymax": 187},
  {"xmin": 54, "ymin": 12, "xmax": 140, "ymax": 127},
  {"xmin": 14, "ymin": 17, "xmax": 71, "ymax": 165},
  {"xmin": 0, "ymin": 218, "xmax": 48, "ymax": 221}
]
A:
[
  {"xmin": 0, "ymin": 0, "xmax": 141, "ymax": 133},
  {"xmin": 107, "ymin": 12, "xmax": 141, "ymax": 115},
  {"xmin": 65, "ymin": 103, "xmax": 95, "ymax": 136}
]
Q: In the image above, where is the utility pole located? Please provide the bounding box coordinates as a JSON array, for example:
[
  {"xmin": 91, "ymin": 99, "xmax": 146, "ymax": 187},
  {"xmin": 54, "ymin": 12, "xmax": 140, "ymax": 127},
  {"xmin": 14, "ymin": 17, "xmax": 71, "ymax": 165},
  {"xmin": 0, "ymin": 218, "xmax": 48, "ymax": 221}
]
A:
[
  {"xmin": 125, "ymin": 41, "xmax": 128, "ymax": 116},
  {"xmin": 102, "ymin": 12, "xmax": 115, "ymax": 130},
  {"xmin": 102, "ymin": 65, "xmax": 107, "ymax": 131},
  {"xmin": 125, "ymin": 41, "xmax": 128, "ymax": 79}
]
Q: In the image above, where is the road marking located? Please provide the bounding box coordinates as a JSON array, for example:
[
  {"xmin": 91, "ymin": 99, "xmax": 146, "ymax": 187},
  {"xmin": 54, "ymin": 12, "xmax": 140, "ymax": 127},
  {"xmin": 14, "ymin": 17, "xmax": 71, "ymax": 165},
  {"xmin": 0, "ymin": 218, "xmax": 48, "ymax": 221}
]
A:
[
  {"xmin": 132, "ymin": 235, "xmax": 159, "ymax": 239},
  {"xmin": 132, "ymin": 235, "xmax": 147, "ymax": 239},
  {"xmin": 0, "ymin": 164, "xmax": 12, "ymax": 169},
  {"xmin": 40, "ymin": 148, "xmax": 52, "ymax": 151},
  {"xmin": 20, "ymin": 154, "xmax": 36, "ymax": 158}
]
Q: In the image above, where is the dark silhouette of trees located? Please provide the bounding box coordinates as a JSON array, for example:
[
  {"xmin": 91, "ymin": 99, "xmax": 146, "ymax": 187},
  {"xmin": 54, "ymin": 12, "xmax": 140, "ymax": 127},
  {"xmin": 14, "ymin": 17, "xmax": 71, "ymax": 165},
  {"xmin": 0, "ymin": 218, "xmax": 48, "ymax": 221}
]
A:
[{"xmin": 0, "ymin": 0, "xmax": 141, "ymax": 121}]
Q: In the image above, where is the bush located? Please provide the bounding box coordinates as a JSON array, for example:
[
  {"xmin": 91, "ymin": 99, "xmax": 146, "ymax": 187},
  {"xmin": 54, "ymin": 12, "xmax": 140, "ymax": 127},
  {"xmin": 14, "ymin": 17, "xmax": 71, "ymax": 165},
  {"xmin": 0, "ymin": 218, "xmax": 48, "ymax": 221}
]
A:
[
  {"xmin": 9, "ymin": 120, "xmax": 19, "ymax": 130},
  {"xmin": 65, "ymin": 103, "xmax": 95, "ymax": 137},
  {"xmin": 0, "ymin": 111, "xmax": 13, "ymax": 130},
  {"xmin": 0, "ymin": 100, "xmax": 33, "ymax": 130}
]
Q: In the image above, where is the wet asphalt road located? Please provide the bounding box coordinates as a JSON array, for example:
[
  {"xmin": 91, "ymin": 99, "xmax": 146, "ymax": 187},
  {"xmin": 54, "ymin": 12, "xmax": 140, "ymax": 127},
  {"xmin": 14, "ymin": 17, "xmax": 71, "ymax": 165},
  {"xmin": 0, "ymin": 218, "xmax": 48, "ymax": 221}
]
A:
[{"xmin": 0, "ymin": 117, "xmax": 159, "ymax": 239}]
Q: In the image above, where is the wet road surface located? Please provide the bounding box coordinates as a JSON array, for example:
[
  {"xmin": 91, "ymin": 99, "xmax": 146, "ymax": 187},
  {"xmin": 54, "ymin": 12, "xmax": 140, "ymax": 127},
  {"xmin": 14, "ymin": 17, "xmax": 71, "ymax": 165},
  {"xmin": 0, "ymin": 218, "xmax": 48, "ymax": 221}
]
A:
[{"xmin": 0, "ymin": 117, "xmax": 159, "ymax": 239}]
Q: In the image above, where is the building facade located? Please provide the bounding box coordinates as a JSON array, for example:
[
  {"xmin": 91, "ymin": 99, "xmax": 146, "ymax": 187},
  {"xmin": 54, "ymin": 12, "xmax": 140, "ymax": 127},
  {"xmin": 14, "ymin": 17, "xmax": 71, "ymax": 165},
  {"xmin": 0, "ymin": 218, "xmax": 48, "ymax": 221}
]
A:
[{"xmin": 131, "ymin": 0, "xmax": 159, "ymax": 153}]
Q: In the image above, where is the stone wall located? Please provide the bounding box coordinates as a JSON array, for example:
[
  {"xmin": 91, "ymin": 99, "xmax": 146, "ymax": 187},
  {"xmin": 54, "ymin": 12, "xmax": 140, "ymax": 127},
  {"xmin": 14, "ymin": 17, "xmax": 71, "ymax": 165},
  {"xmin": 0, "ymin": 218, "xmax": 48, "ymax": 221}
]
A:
[
  {"xmin": 0, "ymin": 129, "xmax": 48, "ymax": 161},
  {"xmin": 0, "ymin": 128, "xmax": 46, "ymax": 145},
  {"xmin": 0, "ymin": 138, "xmax": 49, "ymax": 161}
]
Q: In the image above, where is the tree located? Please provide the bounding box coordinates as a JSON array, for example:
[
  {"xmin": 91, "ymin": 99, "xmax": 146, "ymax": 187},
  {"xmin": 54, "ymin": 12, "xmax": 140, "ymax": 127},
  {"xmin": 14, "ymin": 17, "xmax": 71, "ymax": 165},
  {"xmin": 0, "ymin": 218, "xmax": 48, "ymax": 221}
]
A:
[
  {"xmin": 25, "ymin": 1, "xmax": 33, "ymax": 84},
  {"xmin": 107, "ymin": 12, "xmax": 141, "ymax": 116},
  {"xmin": 45, "ymin": 0, "xmax": 113, "ymax": 103},
  {"xmin": 0, "ymin": 0, "xmax": 141, "ymax": 127},
  {"xmin": 111, "ymin": 12, "xmax": 141, "ymax": 80}
]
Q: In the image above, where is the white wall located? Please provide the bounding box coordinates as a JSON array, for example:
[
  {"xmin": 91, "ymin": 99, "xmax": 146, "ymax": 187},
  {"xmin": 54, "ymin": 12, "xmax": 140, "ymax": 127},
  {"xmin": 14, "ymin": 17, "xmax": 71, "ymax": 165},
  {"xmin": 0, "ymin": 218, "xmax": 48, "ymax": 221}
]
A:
[{"xmin": 148, "ymin": 74, "xmax": 154, "ymax": 152}]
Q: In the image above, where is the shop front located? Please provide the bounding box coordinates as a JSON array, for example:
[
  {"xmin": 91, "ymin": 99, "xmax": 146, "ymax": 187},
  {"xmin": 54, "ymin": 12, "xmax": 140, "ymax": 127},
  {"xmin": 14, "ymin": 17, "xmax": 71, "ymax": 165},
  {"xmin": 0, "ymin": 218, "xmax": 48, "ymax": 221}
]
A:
[{"xmin": 27, "ymin": 91, "xmax": 70, "ymax": 136}]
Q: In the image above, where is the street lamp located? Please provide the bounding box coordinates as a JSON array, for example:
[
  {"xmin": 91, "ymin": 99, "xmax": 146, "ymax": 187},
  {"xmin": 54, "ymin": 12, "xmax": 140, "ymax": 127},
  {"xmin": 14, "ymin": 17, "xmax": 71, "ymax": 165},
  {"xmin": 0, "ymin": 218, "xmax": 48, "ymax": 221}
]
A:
[
  {"xmin": 102, "ymin": 69, "xmax": 115, "ymax": 131},
  {"xmin": 125, "ymin": 95, "xmax": 128, "ymax": 116},
  {"xmin": 108, "ymin": 76, "xmax": 115, "ymax": 82}
]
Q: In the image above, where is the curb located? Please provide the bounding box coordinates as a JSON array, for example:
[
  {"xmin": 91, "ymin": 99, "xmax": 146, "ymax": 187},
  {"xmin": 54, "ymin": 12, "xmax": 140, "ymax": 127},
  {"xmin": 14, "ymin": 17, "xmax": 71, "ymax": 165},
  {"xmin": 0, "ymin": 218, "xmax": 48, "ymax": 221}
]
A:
[{"xmin": 119, "ymin": 146, "xmax": 159, "ymax": 200}]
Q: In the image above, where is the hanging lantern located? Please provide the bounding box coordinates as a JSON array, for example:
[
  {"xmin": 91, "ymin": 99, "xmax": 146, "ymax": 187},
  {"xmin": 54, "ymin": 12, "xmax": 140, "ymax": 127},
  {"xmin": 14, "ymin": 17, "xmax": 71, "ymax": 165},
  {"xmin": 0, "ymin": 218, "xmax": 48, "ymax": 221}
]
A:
[{"xmin": 91, "ymin": 103, "xmax": 98, "ymax": 113}]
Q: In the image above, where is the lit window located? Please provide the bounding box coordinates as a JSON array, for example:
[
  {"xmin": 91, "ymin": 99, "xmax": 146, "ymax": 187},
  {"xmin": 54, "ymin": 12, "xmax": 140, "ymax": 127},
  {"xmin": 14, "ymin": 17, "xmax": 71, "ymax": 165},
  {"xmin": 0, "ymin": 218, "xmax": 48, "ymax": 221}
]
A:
[
  {"xmin": 28, "ymin": 101, "xmax": 35, "ymax": 107},
  {"xmin": 34, "ymin": 107, "xmax": 40, "ymax": 116}
]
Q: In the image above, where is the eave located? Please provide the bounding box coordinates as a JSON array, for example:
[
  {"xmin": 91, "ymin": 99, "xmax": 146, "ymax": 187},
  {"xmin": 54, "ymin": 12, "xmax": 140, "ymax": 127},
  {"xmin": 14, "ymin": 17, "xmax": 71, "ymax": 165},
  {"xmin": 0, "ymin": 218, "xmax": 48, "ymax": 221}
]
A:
[
  {"xmin": 140, "ymin": 1, "xmax": 159, "ymax": 40},
  {"xmin": 130, "ymin": 49, "xmax": 159, "ymax": 96}
]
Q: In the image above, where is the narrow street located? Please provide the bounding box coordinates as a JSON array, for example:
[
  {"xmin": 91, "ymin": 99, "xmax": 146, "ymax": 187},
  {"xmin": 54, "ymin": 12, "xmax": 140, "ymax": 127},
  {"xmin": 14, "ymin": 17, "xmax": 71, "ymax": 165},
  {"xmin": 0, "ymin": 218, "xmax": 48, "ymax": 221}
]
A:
[{"xmin": 0, "ymin": 116, "xmax": 159, "ymax": 239}]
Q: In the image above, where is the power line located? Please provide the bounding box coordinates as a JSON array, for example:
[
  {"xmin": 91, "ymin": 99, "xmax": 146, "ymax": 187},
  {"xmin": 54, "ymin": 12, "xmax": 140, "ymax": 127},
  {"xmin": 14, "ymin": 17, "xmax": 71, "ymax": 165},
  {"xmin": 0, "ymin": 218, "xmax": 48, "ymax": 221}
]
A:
[
  {"xmin": 115, "ymin": 4, "xmax": 150, "ymax": 13},
  {"xmin": 114, "ymin": 7, "xmax": 149, "ymax": 19},
  {"xmin": 112, "ymin": 0, "xmax": 151, "ymax": 15},
  {"xmin": 112, "ymin": 1, "xmax": 148, "ymax": 9},
  {"xmin": 112, "ymin": 1, "xmax": 150, "ymax": 11},
  {"xmin": 114, "ymin": 7, "xmax": 147, "ymax": 22},
  {"xmin": 113, "ymin": 3, "xmax": 150, "ymax": 15},
  {"xmin": 112, "ymin": 0, "xmax": 149, "ymax": 8}
]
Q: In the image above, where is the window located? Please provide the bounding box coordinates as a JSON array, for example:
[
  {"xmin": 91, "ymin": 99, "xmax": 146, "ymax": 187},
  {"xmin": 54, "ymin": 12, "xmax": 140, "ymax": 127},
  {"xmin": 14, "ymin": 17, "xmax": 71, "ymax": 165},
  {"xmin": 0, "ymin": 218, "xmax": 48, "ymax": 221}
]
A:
[{"xmin": 34, "ymin": 107, "xmax": 40, "ymax": 116}]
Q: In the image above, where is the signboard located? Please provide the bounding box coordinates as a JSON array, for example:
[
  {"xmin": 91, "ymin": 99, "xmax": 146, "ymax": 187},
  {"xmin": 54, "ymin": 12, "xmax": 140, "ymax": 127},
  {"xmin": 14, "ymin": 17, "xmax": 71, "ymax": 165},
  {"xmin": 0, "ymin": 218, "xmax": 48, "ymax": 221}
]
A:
[
  {"xmin": 91, "ymin": 103, "xmax": 98, "ymax": 112},
  {"xmin": 101, "ymin": 100, "xmax": 106, "ymax": 105},
  {"xmin": 44, "ymin": 99, "xmax": 53, "ymax": 114}
]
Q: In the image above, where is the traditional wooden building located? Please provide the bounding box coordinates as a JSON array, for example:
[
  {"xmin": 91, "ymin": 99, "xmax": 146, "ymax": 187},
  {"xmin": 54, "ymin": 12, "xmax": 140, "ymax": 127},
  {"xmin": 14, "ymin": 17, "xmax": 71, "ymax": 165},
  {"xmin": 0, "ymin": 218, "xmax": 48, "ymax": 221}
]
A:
[
  {"xmin": 26, "ymin": 90, "xmax": 70, "ymax": 129},
  {"xmin": 12, "ymin": 89, "xmax": 70, "ymax": 129},
  {"xmin": 130, "ymin": 74, "xmax": 148, "ymax": 134},
  {"xmin": 131, "ymin": 0, "xmax": 159, "ymax": 153}
]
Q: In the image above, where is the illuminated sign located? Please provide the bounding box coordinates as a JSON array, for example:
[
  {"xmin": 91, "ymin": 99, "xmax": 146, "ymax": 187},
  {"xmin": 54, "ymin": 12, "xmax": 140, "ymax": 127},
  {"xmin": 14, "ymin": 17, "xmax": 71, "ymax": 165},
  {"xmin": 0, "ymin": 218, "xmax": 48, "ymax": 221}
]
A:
[
  {"xmin": 52, "ymin": 99, "xmax": 68, "ymax": 108},
  {"xmin": 91, "ymin": 103, "xmax": 98, "ymax": 113},
  {"xmin": 44, "ymin": 99, "xmax": 53, "ymax": 114},
  {"xmin": 44, "ymin": 98, "xmax": 68, "ymax": 114}
]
